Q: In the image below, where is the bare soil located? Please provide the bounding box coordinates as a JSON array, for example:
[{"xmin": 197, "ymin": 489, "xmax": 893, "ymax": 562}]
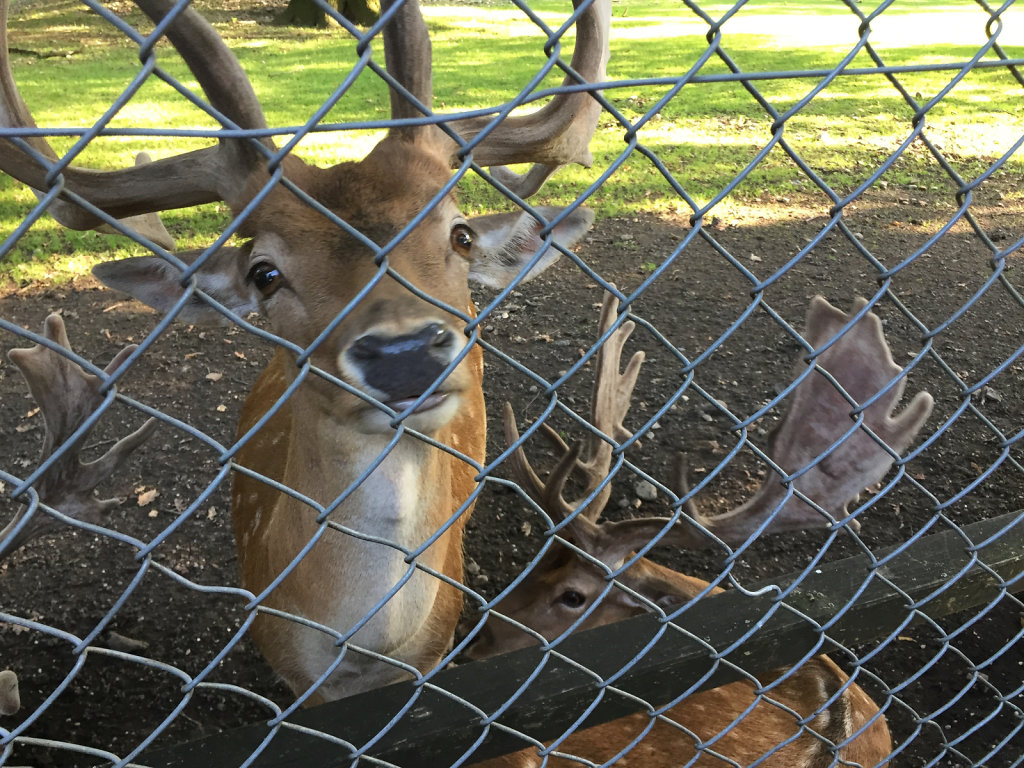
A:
[{"xmin": 1, "ymin": 187, "xmax": 1023, "ymax": 766}]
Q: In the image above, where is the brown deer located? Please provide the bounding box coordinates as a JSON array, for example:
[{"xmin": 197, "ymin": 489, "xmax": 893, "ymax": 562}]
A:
[
  {"xmin": 464, "ymin": 293, "xmax": 933, "ymax": 767},
  {"xmin": 0, "ymin": 0, "xmax": 610, "ymax": 703}
]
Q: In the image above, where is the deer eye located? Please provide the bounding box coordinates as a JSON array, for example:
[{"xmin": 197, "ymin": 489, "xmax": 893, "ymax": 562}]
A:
[
  {"xmin": 558, "ymin": 589, "xmax": 587, "ymax": 609},
  {"xmin": 450, "ymin": 223, "xmax": 475, "ymax": 258},
  {"xmin": 248, "ymin": 262, "xmax": 284, "ymax": 297}
]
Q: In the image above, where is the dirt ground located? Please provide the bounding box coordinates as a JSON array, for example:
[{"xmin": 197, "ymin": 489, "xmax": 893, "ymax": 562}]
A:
[{"xmin": 1, "ymin": 180, "xmax": 1023, "ymax": 767}]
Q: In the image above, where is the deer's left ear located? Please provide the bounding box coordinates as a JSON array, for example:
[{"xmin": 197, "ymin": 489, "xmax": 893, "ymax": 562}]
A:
[{"xmin": 466, "ymin": 205, "xmax": 594, "ymax": 289}]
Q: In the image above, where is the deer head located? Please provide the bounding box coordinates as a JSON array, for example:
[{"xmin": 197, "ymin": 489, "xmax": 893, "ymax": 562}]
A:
[
  {"xmin": 0, "ymin": 314, "xmax": 157, "ymax": 560},
  {"xmin": 2, "ymin": 0, "xmax": 610, "ymax": 437},
  {"xmin": 466, "ymin": 293, "xmax": 933, "ymax": 658}
]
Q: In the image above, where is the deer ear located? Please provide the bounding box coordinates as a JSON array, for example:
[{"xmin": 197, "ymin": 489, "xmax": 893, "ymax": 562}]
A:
[
  {"xmin": 466, "ymin": 205, "xmax": 594, "ymax": 289},
  {"xmin": 613, "ymin": 567, "xmax": 708, "ymax": 615},
  {"xmin": 93, "ymin": 248, "xmax": 255, "ymax": 324}
]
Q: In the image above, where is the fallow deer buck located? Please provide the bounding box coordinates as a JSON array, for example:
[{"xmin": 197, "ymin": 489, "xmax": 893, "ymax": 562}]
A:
[
  {"xmin": 0, "ymin": 0, "xmax": 610, "ymax": 702},
  {"xmin": 464, "ymin": 293, "xmax": 933, "ymax": 767}
]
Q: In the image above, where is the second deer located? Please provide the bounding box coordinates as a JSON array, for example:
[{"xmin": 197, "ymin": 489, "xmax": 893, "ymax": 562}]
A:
[{"xmin": 464, "ymin": 293, "xmax": 933, "ymax": 767}]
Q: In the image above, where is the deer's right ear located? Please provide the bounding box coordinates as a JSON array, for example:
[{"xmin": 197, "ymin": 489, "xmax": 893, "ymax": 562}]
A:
[
  {"xmin": 466, "ymin": 205, "xmax": 594, "ymax": 289},
  {"xmin": 92, "ymin": 248, "xmax": 257, "ymax": 324}
]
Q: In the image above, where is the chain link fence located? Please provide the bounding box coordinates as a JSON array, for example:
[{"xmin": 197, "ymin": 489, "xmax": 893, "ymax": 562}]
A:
[{"xmin": 1, "ymin": 0, "xmax": 1023, "ymax": 766}]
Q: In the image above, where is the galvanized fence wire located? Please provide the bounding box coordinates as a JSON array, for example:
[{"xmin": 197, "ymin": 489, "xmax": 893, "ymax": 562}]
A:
[{"xmin": 0, "ymin": 0, "xmax": 1023, "ymax": 765}]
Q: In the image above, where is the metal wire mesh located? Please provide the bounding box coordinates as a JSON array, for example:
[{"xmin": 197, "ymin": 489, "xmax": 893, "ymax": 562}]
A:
[{"xmin": 1, "ymin": 0, "xmax": 1022, "ymax": 766}]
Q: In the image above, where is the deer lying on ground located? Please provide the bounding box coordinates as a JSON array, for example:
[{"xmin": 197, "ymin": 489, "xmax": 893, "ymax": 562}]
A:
[
  {"xmin": 0, "ymin": 669, "xmax": 18, "ymax": 716},
  {"xmin": 0, "ymin": 0, "xmax": 610, "ymax": 702},
  {"xmin": 464, "ymin": 293, "xmax": 933, "ymax": 767}
]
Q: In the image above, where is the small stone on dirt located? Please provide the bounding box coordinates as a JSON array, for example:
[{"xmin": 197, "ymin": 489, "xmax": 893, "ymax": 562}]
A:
[{"xmin": 634, "ymin": 480, "xmax": 658, "ymax": 501}]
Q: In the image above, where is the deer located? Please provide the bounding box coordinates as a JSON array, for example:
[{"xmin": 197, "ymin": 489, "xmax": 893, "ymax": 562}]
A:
[
  {"xmin": 0, "ymin": 0, "xmax": 611, "ymax": 703},
  {"xmin": 462, "ymin": 292, "xmax": 934, "ymax": 767}
]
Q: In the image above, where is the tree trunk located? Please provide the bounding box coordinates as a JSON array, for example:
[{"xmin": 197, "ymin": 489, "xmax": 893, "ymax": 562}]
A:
[{"xmin": 276, "ymin": 0, "xmax": 380, "ymax": 27}]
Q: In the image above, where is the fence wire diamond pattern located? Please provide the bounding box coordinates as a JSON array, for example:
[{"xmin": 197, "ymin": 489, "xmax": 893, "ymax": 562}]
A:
[{"xmin": 0, "ymin": 0, "xmax": 1022, "ymax": 766}]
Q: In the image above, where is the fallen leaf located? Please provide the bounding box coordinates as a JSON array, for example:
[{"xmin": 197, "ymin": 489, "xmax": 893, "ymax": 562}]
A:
[
  {"xmin": 137, "ymin": 488, "xmax": 159, "ymax": 506},
  {"xmin": 206, "ymin": 372, "xmax": 223, "ymax": 382}
]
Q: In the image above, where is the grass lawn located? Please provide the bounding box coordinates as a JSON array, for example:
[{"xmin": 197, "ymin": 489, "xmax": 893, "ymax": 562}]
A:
[{"xmin": 1, "ymin": 0, "xmax": 1022, "ymax": 282}]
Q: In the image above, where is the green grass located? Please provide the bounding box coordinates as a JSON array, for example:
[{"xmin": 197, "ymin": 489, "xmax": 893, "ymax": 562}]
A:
[{"xmin": 2, "ymin": 0, "xmax": 1022, "ymax": 282}]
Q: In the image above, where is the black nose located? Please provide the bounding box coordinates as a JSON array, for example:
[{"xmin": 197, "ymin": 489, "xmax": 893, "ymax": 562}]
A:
[{"xmin": 348, "ymin": 323, "xmax": 456, "ymax": 402}]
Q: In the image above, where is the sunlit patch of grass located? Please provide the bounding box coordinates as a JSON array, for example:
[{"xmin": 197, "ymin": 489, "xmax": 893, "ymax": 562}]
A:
[{"xmin": 2, "ymin": 0, "xmax": 1021, "ymax": 280}]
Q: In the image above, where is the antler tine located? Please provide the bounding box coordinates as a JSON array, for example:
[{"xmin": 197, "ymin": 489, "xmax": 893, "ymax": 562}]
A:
[
  {"xmin": 505, "ymin": 402, "xmax": 617, "ymax": 566},
  {"xmin": 503, "ymin": 401, "xmax": 562, "ymax": 515},
  {"xmin": 446, "ymin": 0, "xmax": 611, "ymax": 196},
  {"xmin": 695, "ymin": 296, "xmax": 934, "ymax": 545},
  {"xmin": 0, "ymin": 0, "xmax": 267, "ymax": 230},
  {"xmin": 0, "ymin": 315, "xmax": 157, "ymax": 560},
  {"xmin": 90, "ymin": 152, "xmax": 176, "ymax": 250},
  {"xmin": 668, "ymin": 452, "xmax": 702, "ymax": 520},
  {"xmin": 135, "ymin": 0, "xmax": 269, "ymax": 136},
  {"xmin": 380, "ymin": 0, "xmax": 434, "ymax": 127},
  {"xmin": 503, "ymin": 401, "xmax": 594, "ymax": 521},
  {"xmin": 499, "ymin": 289, "xmax": 644, "ymax": 555},
  {"xmin": 572, "ymin": 290, "xmax": 644, "ymax": 520}
]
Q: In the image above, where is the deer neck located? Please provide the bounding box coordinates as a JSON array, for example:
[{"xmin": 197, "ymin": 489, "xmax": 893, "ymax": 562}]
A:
[
  {"xmin": 291, "ymin": 398, "xmax": 454, "ymax": 536},
  {"xmin": 234, "ymin": 350, "xmax": 459, "ymax": 556},
  {"xmin": 230, "ymin": 352, "xmax": 473, "ymax": 698}
]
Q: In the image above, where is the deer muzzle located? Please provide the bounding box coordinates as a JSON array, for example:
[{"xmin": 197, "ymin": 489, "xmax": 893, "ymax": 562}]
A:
[{"xmin": 346, "ymin": 322, "xmax": 458, "ymax": 410}]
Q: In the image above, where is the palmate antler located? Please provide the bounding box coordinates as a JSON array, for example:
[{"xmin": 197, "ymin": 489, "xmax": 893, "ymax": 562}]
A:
[
  {"xmin": 679, "ymin": 295, "xmax": 935, "ymax": 545},
  {"xmin": 0, "ymin": 314, "xmax": 157, "ymax": 560},
  {"xmin": 504, "ymin": 294, "xmax": 934, "ymax": 567}
]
